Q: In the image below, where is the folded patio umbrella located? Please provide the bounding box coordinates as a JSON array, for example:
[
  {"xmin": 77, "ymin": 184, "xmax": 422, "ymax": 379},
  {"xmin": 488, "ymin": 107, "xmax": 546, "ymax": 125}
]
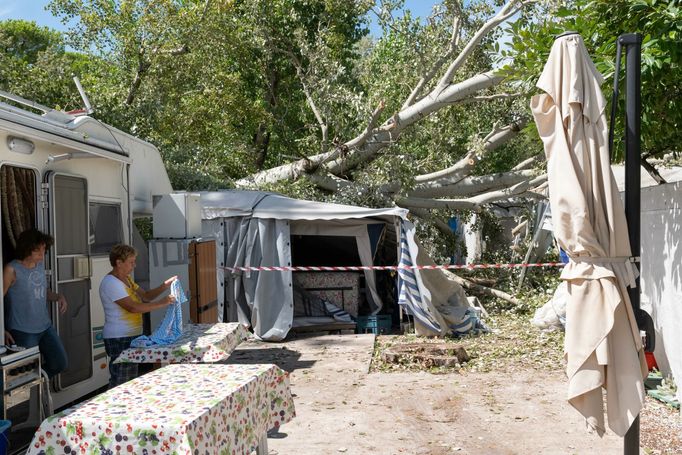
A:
[{"xmin": 530, "ymin": 34, "xmax": 648, "ymax": 437}]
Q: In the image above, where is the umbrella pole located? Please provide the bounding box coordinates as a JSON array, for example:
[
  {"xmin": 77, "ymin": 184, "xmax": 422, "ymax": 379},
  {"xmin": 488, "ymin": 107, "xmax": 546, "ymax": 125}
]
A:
[{"xmin": 619, "ymin": 32, "xmax": 642, "ymax": 455}]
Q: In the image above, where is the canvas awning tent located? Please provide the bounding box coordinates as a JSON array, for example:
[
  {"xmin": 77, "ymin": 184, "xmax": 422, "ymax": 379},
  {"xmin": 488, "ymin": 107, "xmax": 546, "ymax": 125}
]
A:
[{"xmin": 197, "ymin": 190, "xmax": 474, "ymax": 341}]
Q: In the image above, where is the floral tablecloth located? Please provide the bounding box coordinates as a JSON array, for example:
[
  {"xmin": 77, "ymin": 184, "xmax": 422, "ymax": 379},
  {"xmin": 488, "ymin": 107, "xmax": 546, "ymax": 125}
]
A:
[
  {"xmin": 114, "ymin": 322, "xmax": 249, "ymax": 364},
  {"xmin": 27, "ymin": 363, "xmax": 295, "ymax": 455}
]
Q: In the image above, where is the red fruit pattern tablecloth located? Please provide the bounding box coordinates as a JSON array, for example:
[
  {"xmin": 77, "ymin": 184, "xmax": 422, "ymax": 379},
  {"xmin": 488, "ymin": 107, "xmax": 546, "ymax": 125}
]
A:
[
  {"xmin": 115, "ymin": 322, "xmax": 249, "ymax": 364},
  {"xmin": 27, "ymin": 363, "xmax": 295, "ymax": 454}
]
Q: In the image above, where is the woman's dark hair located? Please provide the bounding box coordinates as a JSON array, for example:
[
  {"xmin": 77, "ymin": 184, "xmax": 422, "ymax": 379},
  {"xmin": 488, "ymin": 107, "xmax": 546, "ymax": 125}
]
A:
[{"xmin": 15, "ymin": 228, "xmax": 53, "ymax": 259}]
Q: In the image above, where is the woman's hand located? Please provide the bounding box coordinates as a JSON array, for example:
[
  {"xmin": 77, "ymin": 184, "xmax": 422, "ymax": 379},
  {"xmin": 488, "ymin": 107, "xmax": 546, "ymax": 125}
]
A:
[
  {"xmin": 163, "ymin": 276, "xmax": 178, "ymax": 289},
  {"xmin": 165, "ymin": 294, "xmax": 177, "ymax": 306},
  {"xmin": 57, "ymin": 294, "xmax": 68, "ymax": 314},
  {"xmin": 4, "ymin": 331, "xmax": 14, "ymax": 346}
]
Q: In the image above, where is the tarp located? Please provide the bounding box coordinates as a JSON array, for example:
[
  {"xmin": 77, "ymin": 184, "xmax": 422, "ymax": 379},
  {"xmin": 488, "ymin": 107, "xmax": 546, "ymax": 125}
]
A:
[
  {"xmin": 196, "ymin": 190, "xmax": 471, "ymax": 341},
  {"xmin": 398, "ymin": 221, "xmax": 483, "ymax": 336},
  {"xmin": 531, "ymin": 33, "xmax": 647, "ymax": 436}
]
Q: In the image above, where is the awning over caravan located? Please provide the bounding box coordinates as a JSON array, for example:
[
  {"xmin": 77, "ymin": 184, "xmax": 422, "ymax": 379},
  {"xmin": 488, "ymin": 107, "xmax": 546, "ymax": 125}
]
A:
[
  {"xmin": 196, "ymin": 190, "xmax": 473, "ymax": 341},
  {"xmin": 201, "ymin": 190, "xmax": 408, "ymax": 221}
]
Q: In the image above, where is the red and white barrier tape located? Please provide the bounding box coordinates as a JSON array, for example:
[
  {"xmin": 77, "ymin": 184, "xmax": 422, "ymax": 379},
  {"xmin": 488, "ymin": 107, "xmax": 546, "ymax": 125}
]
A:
[{"xmin": 219, "ymin": 262, "xmax": 566, "ymax": 273}]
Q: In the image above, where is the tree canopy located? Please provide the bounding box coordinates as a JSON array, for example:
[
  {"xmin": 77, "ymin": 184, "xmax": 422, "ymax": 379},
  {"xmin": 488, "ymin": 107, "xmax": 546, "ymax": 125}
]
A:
[{"xmin": 502, "ymin": 0, "xmax": 681, "ymax": 165}]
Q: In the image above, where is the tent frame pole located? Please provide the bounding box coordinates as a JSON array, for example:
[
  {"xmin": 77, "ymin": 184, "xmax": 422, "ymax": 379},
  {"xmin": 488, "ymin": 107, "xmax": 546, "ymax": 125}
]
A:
[{"xmin": 619, "ymin": 32, "xmax": 642, "ymax": 455}]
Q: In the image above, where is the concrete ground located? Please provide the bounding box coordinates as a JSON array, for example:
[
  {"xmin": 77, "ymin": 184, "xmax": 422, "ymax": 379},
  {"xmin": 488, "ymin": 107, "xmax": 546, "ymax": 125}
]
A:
[{"xmin": 227, "ymin": 334, "xmax": 627, "ymax": 455}]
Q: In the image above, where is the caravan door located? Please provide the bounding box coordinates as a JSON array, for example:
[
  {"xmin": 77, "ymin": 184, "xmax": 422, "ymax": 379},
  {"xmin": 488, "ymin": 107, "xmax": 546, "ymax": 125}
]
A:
[{"xmin": 44, "ymin": 172, "xmax": 93, "ymax": 391}]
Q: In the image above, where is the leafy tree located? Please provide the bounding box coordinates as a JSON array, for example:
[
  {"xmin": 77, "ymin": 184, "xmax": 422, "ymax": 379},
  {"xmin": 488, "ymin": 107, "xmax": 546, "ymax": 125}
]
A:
[
  {"xmin": 1, "ymin": 1, "xmax": 543, "ymax": 300},
  {"xmin": 46, "ymin": 0, "xmax": 372, "ymax": 189},
  {"xmin": 501, "ymin": 0, "xmax": 682, "ymax": 168},
  {"xmin": 0, "ymin": 19, "xmax": 88, "ymax": 111}
]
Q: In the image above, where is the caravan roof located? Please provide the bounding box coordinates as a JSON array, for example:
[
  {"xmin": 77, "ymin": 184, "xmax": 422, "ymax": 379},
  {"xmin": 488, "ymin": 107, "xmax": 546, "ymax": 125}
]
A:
[{"xmin": 0, "ymin": 90, "xmax": 172, "ymax": 215}]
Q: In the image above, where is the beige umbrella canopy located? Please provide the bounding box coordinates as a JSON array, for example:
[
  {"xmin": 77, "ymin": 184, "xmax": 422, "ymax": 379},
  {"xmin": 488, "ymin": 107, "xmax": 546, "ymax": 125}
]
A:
[{"xmin": 530, "ymin": 34, "xmax": 648, "ymax": 437}]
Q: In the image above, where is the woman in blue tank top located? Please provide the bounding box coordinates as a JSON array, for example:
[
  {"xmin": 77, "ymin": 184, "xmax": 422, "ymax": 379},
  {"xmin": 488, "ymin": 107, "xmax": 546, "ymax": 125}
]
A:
[{"xmin": 2, "ymin": 229, "xmax": 68, "ymax": 377}]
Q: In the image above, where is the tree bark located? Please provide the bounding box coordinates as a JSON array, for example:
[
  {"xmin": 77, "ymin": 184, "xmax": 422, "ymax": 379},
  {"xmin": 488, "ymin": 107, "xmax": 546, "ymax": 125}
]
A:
[
  {"xmin": 398, "ymin": 174, "xmax": 547, "ymax": 212},
  {"xmin": 414, "ymin": 118, "xmax": 527, "ymax": 185},
  {"xmin": 408, "ymin": 169, "xmax": 537, "ymax": 198}
]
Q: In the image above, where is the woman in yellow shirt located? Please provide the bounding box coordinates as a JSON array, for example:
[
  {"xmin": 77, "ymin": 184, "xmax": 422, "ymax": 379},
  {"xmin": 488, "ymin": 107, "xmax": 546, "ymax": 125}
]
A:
[{"xmin": 99, "ymin": 244, "xmax": 175, "ymax": 387}]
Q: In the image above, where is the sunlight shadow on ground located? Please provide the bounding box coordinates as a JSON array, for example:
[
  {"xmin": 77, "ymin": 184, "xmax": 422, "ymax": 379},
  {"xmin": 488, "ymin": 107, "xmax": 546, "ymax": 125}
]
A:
[{"xmin": 225, "ymin": 347, "xmax": 316, "ymax": 372}]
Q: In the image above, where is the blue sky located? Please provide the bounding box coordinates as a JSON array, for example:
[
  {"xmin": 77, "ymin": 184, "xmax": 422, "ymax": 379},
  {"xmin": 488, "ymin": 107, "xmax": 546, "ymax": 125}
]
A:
[
  {"xmin": 0, "ymin": 0, "xmax": 70, "ymax": 30},
  {"xmin": 1, "ymin": 0, "xmax": 438, "ymax": 37}
]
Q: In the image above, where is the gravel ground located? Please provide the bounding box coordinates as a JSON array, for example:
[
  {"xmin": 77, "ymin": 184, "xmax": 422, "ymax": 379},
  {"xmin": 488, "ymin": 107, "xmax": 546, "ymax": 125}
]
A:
[{"xmin": 640, "ymin": 400, "xmax": 682, "ymax": 454}]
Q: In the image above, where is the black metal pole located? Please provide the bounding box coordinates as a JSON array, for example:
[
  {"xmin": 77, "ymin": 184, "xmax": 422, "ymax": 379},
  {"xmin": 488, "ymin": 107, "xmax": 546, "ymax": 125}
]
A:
[{"xmin": 620, "ymin": 32, "xmax": 642, "ymax": 455}]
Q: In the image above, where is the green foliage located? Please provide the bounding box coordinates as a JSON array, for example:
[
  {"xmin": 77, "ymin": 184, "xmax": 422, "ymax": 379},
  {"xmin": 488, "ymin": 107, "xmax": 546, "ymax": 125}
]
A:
[
  {"xmin": 35, "ymin": 0, "xmax": 371, "ymax": 191},
  {"xmin": 500, "ymin": 0, "xmax": 682, "ymax": 160},
  {"xmin": 0, "ymin": 20, "xmax": 88, "ymax": 111}
]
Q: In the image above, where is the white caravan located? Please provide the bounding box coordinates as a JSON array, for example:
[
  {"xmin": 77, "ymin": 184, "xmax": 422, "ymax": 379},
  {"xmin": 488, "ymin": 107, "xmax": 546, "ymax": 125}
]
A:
[{"xmin": 0, "ymin": 91, "xmax": 171, "ymax": 409}]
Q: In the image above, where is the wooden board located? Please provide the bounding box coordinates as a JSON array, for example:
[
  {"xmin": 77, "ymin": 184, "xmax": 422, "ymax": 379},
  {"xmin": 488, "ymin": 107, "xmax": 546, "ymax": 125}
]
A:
[{"xmin": 189, "ymin": 240, "xmax": 218, "ymax": 323}]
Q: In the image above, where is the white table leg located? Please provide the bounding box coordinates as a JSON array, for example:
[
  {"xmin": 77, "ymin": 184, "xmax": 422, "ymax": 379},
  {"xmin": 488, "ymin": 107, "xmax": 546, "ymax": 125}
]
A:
[{"xmin": 255, "ymin": 432, "xmax": 269, "ymax": 455}]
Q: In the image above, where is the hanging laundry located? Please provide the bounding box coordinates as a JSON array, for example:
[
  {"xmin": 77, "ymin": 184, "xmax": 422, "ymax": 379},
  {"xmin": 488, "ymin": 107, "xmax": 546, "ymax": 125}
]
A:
[{"xmin": 131, "ymin": 280, "xmax": 187, "ymax": 347}]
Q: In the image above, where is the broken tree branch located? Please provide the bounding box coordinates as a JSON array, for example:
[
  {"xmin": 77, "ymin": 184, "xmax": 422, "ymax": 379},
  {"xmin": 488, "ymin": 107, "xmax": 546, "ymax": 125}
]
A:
[
  {"xmin": 460, "ymin": 93, "xmax": 524, "ymax": 104},
  {"xmin": 450, "ymin": 274, "xmax": 522, "ymax": 305},
  {"xmin": 408, "ymin": 169, "xmax": 537, "ymax": 198},
  {"xmin": 345, "ymin": 101, "xmax": 386, "ymax": 150},
  {"xmin": 236, "ymin": 0, "xmax": 534, "ymax": 188},
  {"xmin": 398, "ymin": 173, "xmax": 547, "ymax": 212},
  {"xmin": 401, "ymin": 13, "xmax": 461, "ymax": 110},
  {"xmin": 414, "ymin": 118, "xmax": 528, "ymax": 185},
  {"xmin": 511, "ymin": 155, "xmax": 540, "ymax": 171},
  {"xmin": 306, "ymin": 173, "xmax": 352, "ymax": 192},
  {"xmin": 435, "ymin": 0, "xmax": 529, "ymax": 94}
]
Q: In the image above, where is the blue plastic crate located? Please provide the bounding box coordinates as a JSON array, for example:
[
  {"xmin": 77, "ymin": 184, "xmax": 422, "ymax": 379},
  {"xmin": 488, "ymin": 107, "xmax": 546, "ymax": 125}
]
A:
[
  {"xmin": 0, "ymin": 420, "xmax": 10, "ymax": 455},
  {"xmin": 356, "ymin": 315, "xmax": 392, "ymax": 334}
]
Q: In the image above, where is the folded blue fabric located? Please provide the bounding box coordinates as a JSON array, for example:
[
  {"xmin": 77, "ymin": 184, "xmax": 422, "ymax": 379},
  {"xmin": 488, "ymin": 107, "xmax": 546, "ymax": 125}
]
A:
[{"xmin": 131, "ymin": 280, "xmax": 187, "ymax": 347}]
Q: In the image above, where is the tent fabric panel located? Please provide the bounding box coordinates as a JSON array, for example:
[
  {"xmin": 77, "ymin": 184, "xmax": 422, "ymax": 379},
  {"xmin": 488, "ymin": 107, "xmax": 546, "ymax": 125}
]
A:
[
  {"xmin": 222, "ymin": 216, "xmax": 293, "ymax": 341},
  {"xmin": 398, "ymin": 221, "xmax": 474, "ymax": 337},
  {"xmin": 201, "ymin": 191, "xmax": 271, "ymax": 219},
  {"xmin": 367, "ymin": 224, "xmax": 385, "ymax": 260},
  {"xmin": 249, "ymin": 218, "xmax": 293, "ymax": 340},
  {"xmin": 397, "ymin": 221, "xmax": 445, "ymax": 335}
]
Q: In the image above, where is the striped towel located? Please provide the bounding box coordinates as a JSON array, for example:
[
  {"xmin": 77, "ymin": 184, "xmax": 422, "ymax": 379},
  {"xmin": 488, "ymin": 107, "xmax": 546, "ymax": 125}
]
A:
[{"xmin": 397, "ymin": 224, "xmax": 441, "ymax": 333}]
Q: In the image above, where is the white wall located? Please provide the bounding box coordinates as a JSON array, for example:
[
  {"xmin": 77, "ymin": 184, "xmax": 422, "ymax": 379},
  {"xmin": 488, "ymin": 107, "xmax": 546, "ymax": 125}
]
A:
[{"xmin": 639, "ymin": 180, "xmax": 682, "ymax": 402}]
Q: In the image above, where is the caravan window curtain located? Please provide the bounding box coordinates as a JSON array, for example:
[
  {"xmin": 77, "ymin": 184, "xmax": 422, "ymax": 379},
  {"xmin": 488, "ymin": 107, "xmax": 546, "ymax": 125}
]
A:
[{"xmin": 0, "ymin": 165, "xmax": 36, "ymax": 248}]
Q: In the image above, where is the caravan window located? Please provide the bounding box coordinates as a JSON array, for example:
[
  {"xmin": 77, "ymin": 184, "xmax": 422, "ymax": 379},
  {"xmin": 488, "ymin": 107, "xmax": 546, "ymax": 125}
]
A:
[{"xmin": 89, "ymin": 202, "xmax": 123, "ymax": 255}]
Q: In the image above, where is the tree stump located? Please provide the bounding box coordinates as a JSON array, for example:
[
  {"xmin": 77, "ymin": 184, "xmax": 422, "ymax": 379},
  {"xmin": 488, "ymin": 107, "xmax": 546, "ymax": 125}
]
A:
[{"xmin": 381, "ymin": 343, "xmax": 470, "ymax": 368}]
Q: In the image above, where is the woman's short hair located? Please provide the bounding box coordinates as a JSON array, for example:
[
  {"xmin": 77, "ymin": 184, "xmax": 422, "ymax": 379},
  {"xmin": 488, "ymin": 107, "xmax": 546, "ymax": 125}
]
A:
[
  {"xmin": 15, "ymin": 228, "xmax": 53, "ymax": 259},
  {"xmin": 109, "ymin": 244, "xmax": 137, "ymax": 267}
]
